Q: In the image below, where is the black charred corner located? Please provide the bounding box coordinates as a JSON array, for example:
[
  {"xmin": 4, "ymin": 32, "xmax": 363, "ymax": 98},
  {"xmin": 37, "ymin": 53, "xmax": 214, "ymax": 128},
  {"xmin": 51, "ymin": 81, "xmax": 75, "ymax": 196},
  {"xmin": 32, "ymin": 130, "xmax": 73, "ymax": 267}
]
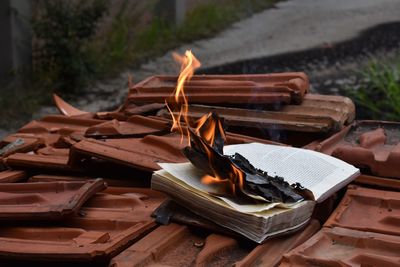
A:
[{"xmin": 183, "ymin": 112, "xmax": 313, "ymax": 203}]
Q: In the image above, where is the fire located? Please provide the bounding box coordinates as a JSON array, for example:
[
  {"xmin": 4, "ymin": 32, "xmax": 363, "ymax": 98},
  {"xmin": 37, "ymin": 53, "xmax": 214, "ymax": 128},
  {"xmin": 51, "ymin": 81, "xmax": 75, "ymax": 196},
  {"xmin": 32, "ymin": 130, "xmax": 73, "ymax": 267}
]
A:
[
  {"xmin": 167, "ymin": 50, "xmax": 201, "ymax": 145},
  {"xmin": 194, "ymin": 112, "xmax": 226, "ymax": 148},
  {"xmin": 168, "ymin": 50, "xmax": 244, "ymax": 196}
]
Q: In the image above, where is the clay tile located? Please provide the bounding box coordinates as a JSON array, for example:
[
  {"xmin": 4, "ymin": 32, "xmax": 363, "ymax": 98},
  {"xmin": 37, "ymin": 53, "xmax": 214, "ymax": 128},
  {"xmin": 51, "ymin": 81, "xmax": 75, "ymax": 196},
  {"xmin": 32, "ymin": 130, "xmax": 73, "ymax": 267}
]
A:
[
  {"xmin": 95, "ymin": 111, "xmax": 128, "ymax": 121},
  {"xmin": 313, "ymin": 121, "xmax": 400, "ymax": 178},
  {"xmin": 120, "ymin": 103, "xmax": 166, "ymax": 117},
  {"xmin": 19, "ymin": 115, "xmax": 103, "ymax": 133},
  {"xmin": 235, "ymin": 220, "xmax": 320, "ymax": 267},
  {"xmin": 324, "ymin": 185, "xmax": 400, "ymax": 236},
  {"xmin": 0, "ymin": 170, "xmax": 26, "ymax": 183},
  {"xmin": 353, "ymin": 174, "xmax": 400, "ymax": 191},
  {"xmin": 70, "ymin": 129, "xmax": 283, "ymax": 173},
  {"xmin": 85, "ymin": 116, "xmax": 169, "ymax": 138},
  {"xmin": 126, "ymin": 73, "xmax": 309, "ymax": 107},
  {"xmin": 69, "ymin": 134, "xmax": 188, "ymax": 172},
  {"xmin": 0, "ymin": 178, "xmax": 106, "ymax": 220},
  {"xmin": 28, "ymin": 174, "xmax": 150, "ymax": 188},
  {"xmin": 6, "ymin": 153, "xmax": 73, "ymax": 172},
  {"xmin": 0, "ymin": 134, "xmax": 44, "ymax": 157},
  {"xmin": 111, "ymin": 219, "xmax": 320, "ymax": 267},
  {"xmin": 280, "ymin": 227, "xmax": 400, "ymax": 266},
  {"xmin": 0, "ymin": 187, "xmax": 164, "ymax": 262},
  {"xmin": 36, "ymin": 147, "xmax": 70, "ymax": 157},
  {"xmin": 110, "ymin": 223, "xmax": 245, "ymax": 267},
  {"xmin": 53, "ymin": 94, "xmax": 88, "ymax": 117},
  {"xmin": 155, "ymin": 94, "xmax": 354, "ymax": 143}
]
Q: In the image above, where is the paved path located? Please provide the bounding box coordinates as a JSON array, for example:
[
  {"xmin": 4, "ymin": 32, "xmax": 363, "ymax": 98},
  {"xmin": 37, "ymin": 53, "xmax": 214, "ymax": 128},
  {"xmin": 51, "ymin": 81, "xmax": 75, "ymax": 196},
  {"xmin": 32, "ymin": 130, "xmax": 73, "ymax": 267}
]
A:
[
  {"xmin": 138, "ymin": 0, "xmax": 400, "ymax": 75},
  {"xmin": 2, "ymin": 0, "xmax": 399, "ymax": 140}
]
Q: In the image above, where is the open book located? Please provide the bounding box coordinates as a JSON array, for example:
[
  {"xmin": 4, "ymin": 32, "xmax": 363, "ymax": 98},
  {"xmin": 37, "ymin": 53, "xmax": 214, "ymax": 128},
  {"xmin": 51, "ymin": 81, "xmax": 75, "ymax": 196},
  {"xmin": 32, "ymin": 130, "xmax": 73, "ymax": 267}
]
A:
[
  {"xmin": 223, "ymin": 143, "xmax": 360, "ymax": 203},
  {"xmin": 152, "ymin": 143, "xmax": 359, "ymax": 243}
]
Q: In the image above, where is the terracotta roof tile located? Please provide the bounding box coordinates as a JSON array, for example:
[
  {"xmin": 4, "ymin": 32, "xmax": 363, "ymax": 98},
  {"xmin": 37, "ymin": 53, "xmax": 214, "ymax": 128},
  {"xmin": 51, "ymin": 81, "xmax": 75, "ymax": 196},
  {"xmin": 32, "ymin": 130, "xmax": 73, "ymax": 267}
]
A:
[
  {"xmin": 0, "ymin": 134, "xmax": 44, "ymax": 158},
  {"xmin": 157, "ymin": 94, "xmax": 354, "ymax": 133},
  {"xmin": 235, "ymin": 220, "xmax": 320, "ymax": 267},
  {"xmin": 111, "ymin": 220, "xmax": 320, "ymax": 267},
  {"xmin": 69, "ymin": 134, "xmax": 187, "ymax": 172},
  {"xmin": 29, "ymin": 173, "xmax": 151, "ymax": 188},
  {"xmin": 85, "ymin": 116, "xmax": 170, "ymax": 138},
  {"xmin": 0, "ymin": 179, "xmax": 106, "ymax": 220},
  {"xmin": 126, "ymin": 72, "xmax": 309, "ymax": 106},
  {"xmin": 0, "ymin": 186, "xmax": 164, "ymax": 262},
  {"xmin": 324, "ymin": 185, "xmax": 400, "ymax": 236},
  {"xmin": 0, "ymin": 170, "xmax": 26, "ymax": 183},
  {"xmin": 70, "ymin": 131, "xmax": 283, "ymax": 173},
  {"xmin": 53, "ymin": 94, "xmax": 89, "ymax": 117},
  {"xmin": 280, "ymin": 227, "xmax": 400, "ymax": 266},
  {"xmin": 110, "ymin": 223, "xmax": 249, "ymax": 267},
  {"xmin": 18, "ymin": 115, "xmax": 104, "ymax": 135},
  {"xmin": 354, "ymin": 174, "xmax": 400, "ymax": 191},
  {"xmin": 6, "ymin": 153, "xmax": 73, "ymax": 171},
  {"xmin": 312, "ymin": 120, "xmax": 400, "ymax": 178}
]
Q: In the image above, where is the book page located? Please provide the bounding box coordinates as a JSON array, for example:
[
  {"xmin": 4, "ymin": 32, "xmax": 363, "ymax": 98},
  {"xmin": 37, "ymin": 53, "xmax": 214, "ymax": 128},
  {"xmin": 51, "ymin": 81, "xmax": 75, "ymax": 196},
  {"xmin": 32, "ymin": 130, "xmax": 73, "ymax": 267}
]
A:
[
  {"xmin": 157, "ymin": 163, "xmax": 299, "ymax": 213},
  {"xmin": 223, "ymin": 143, "xmax": 360, "ymax": 202}
]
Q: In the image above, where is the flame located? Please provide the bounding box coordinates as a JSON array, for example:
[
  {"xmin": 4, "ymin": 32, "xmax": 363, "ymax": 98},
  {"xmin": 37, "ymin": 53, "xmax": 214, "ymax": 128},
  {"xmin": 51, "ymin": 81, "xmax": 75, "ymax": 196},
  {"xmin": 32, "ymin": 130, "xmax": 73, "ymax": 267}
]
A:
[
  {"xmin": 167, "ymin": 50, "xmax": 244, "ymax": 195},
  {"xmin": 194, "ymin": 112, "xmax": 226, "ymax": 147},
  {"xmin": 167, "ymin": 50, "xmax": 201, "ymax": 144}
]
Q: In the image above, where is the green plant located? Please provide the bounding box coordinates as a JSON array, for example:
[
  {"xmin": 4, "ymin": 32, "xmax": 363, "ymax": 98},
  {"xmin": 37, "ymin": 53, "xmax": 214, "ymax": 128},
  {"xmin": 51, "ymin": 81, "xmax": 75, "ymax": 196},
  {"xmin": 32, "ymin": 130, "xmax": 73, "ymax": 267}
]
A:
[
  {"xmin": 32, "ymin": 0, "xmax": 109, "ymax": 93},
  {"xmin": 350, "ymin": 60, "xmax": 400, "ymax": 121}
]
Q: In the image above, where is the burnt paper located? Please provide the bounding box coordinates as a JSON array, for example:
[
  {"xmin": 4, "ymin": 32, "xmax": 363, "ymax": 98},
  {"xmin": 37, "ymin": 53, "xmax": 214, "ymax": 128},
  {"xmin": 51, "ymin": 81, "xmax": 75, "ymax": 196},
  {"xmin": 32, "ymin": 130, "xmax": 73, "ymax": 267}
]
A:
[{"xmin": 183, "ymin": 112, "xmax": 313, "ymax": 203}]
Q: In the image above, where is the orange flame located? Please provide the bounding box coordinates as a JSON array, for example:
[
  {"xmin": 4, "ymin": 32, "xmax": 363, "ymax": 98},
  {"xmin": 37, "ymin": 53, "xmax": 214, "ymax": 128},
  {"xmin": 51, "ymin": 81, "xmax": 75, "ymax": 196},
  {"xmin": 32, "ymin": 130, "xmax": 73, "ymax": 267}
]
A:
[
  {"xmin": 194, "ymin": 112, "xmax": 226, "ymax": 147},
  {"xmin": 167, "ymin": 50, "xmax": 201, "ymax": 145},
  {"xmin": 167, "ymin": 50, "xmax": 244, "ymax": 195}
]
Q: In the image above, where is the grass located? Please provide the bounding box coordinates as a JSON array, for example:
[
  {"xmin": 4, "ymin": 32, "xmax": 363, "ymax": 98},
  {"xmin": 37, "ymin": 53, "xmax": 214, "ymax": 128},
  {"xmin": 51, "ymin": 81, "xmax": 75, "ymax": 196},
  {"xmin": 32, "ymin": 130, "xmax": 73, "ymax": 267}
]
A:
[
  {"xmin": 0, "ymin": 0, "xmax": 280, "ymax": 131},
  {"xmin": 92, "ymin": 0, "xmax": 280, "ymax": 75},
  {"xmin": 347, "ymin": 59, "xmax": 400, "ymax": 121}
]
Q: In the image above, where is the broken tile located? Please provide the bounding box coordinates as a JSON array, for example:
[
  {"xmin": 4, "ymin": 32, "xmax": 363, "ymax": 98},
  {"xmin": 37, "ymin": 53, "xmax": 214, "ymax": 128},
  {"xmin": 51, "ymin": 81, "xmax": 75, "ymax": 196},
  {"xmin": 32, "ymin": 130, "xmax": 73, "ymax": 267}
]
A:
[
  {"xmin": 70, "ymin": 134, "xmax": 187, "ymax": 172},
  {"xmin": 354, "ymin": 174, "xmax": 400, "ymax": 191},
  {"xmin": 53, "ymin": 94, "xmax": 88, "ymax": 117},
  {"xmin": 0, "ymin": 187, "xmax": 164, "ymax": 262},
  {"xmin": 324, "ymin": 185, "xmax": 400, "ymax": 236},
  {"xmin": 111, "ymin": 219, "xmax": 320, "ymax": 267},
  {"xmin": 36, "ymin": 147, "xmax": 70, "ymax": 157},
  {"xmin": 109, "ymin": 223, "xmax": 250, "ymax": 267},
  {"xmin": 29, "ymin": 174, "xmax": 151, "ymax": 188},
  {"xmin": 70, "ymin": 130, "xmax": 283, "ymax": 173},
  {"xmin": 0, "ymin": 179, "xmax": 106, "ymax": 220},
  {"xmin": 312, "ymin": 121, "xmax": 400, "ymax": 178},
  {"xmin": 280, "ymin": 227, "xmax": 400, "ymax": 266},
  {"xmin": 235, "ymin": 220, "xmax": 320, "ymax": 267},
  {"xmin": 85, "ymin": 116, "xmax": 170, "ymax": 138},
  {"xmin": 0, "ymin": 170, "xmax": 26, "ymax": 183},
  {"xmin": 120, "ymin": 103, "xmax": 166, "ymax": 117},
  {"xmin": 6, "ymin": 153, "xmax": 73, "ymax": 172},
  {"xmin": 0, "ymin": 134, "xmax": 44, "ymax": 157},
  {"xmin": 18, "ymin": 115, "xmax": 104, "ymax": 135},
  {"xmin": 127, "ymin": 72, "xmax": 309, "ymax": 106},
  {"xmin": 157, "ymin": 94, "xmax": 355, "ymax": 134}
]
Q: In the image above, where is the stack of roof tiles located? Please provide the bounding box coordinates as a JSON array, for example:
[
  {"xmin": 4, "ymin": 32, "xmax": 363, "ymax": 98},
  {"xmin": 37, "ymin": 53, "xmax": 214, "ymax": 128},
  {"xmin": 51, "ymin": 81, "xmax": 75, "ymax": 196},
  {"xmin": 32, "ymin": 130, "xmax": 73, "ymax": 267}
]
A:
[{"xmin": 0, "ymin": 72, "xmax": 398, "ymax": 266}]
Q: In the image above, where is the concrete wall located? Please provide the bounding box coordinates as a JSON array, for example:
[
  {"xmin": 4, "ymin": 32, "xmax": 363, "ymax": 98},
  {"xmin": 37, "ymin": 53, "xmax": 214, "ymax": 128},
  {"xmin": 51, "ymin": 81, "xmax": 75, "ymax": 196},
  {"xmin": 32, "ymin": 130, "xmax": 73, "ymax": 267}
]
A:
[{"xmin": 0, "ymin": 0, "xmax": 32, "ymax": 85}]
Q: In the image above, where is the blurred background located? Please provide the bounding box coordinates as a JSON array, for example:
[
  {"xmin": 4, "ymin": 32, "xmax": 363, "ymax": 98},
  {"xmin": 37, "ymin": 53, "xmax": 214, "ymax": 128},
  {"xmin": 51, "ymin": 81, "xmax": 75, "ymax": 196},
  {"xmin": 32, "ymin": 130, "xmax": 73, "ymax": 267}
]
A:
[{"xmin": 1, "ymin": 0, "xmax": 400, "ymax": 138}]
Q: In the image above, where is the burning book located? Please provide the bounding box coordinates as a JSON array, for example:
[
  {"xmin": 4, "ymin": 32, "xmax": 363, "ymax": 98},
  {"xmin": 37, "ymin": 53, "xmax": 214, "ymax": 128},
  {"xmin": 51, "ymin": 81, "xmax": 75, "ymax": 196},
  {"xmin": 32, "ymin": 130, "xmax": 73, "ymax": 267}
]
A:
[{"xmin": 151, "ymin": 50, "xmax": 359, "ymax": 243}]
